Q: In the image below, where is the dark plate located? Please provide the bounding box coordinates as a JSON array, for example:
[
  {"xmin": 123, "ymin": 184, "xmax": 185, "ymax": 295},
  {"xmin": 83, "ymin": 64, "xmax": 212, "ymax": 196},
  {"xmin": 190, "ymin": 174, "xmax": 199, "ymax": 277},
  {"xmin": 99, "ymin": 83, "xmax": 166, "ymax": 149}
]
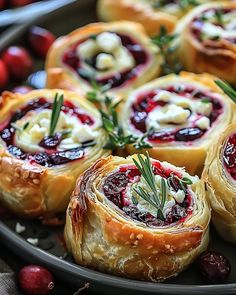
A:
[{"xmin": 0, "ymin": 1, "xmax": 236, "ymax": 294}]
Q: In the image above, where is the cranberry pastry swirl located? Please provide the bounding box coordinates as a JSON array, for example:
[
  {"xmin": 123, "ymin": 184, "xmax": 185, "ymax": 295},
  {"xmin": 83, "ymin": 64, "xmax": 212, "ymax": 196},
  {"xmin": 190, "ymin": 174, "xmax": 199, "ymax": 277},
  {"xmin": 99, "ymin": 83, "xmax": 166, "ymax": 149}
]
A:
[
  {"xmin": 121, "ymin": 72, "xmax": 234, "ymax": 175},
  {"xmin": 203, "ymin": 123, "xmax": 236, "ymax": 243},
  {"xmin": 0, "ymin": 90, "xmax": 110, "ymax": 218},
  {"xmin": 97, "ymin": 0, "xmax": 209, "ymax": 36},
  {"xmin": 46, "ymin": 21, "xmax": 161, "ymax": 98},
  {"xmin": 176, "ymin": 2, "xmax": 236, "ymax": 84},
  {"xmin": 65, "ymin": 155, "xmax": 210, "ymax": 282}
]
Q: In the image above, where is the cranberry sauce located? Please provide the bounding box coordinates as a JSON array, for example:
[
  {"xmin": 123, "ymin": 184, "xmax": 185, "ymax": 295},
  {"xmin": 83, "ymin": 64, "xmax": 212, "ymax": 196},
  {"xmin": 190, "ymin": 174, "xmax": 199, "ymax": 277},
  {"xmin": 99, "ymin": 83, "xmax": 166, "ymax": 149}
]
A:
[
  {"xmin": 103, "ymin": 162, "xmax": 193, "ymax": 226},
  {"xmin": 223, "ymin": 133, "xmax": 236, "ymax": 180},
  {"xmin": 191, "ymin": 8, "xmax": 234, "ymax": 43},
  {"xmin": 0, "ymin": 97, "xmax": 94, "ymax": 167},
  {"xmin": 130, "ymin": 85, "xmax": 223, "ymax": 143},
  {"xmin": 62, "ymin": 33, "xmax": 149, "ymax": 88}
]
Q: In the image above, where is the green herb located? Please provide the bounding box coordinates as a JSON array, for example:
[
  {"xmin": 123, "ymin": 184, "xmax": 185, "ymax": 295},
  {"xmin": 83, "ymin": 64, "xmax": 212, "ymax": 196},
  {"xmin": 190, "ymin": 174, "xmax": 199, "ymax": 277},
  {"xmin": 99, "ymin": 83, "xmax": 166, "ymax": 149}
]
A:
[
  {"xmin": 133, "ymin": 128, "xmax": 154, "ymax": 150},
  {"xmin": 60, "ymin": 129, "xmax": 72, "ymax": 138},
  {"xmin": 23, "ymin": 122, "xmax": 29, "ymax": 130},
  {"xmin": 132, "ymin": 195, "xmax": 138, "ymax": 206},
  {"xmin": 49, "ymin": 93, "xmax": 64, "ymax": 136},
  {"xmin": 132, "ymin": 152, "xmax": 167, "ymax": 220},
  {"xmin": 152, "ymin": 26, "xmax": 182, "ymax": 75},
  {"xmin": 89, "ymin": 34, "xmax": 97, "ymax": 40},
  {"xmin": 87, "ymin": 82, "xmax": 153, "ymax": 151},
  {"xmin": 215, "ymin": 9, "xmax": 223, "ymax": 25},
  {"xmin": 215, "ymin": 80, "xmax": 236, "ymax": 104},
  {"xmin": 201, "ymin": 98, "xmax": 211, "ymax": 103},
  {"xmin": 167, "ymin": 173, "xmax": 193, "ymax": 192},
  {"xmin": 152, "ymin": 0, "xmax": 198, "ymax": 10}
]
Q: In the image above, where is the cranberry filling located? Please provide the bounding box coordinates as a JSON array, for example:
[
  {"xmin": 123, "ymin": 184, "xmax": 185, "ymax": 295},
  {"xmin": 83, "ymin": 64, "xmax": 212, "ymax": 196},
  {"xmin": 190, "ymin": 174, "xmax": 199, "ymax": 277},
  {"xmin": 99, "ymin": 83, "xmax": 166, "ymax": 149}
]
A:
[
  {"xmin": 0, "ymin": 98, "xmax": 94, "ymax": 167},
  {"xmin": 223, "ymin": 133, "xmax": 236, "ymax": 180},
  {"xmin": 191, "ymin": 8, "xmax": 235, "ymax": 43},
  {"xmin": 103, "ymin": 163, "xmax": 193, "ymax": 226},
  {"xmin": 130, "ymin": 85, "xmax": 223, "ymax": 142},
  {"xmin": 62, "ymin": 33, "xmax": 149, "ymax": 88}
]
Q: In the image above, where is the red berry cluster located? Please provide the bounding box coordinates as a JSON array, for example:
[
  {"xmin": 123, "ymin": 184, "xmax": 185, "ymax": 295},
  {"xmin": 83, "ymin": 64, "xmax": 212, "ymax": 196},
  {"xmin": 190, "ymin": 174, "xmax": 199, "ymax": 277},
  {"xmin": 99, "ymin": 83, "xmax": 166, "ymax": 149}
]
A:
[{"xmin": 0, "ymin": 26, "xmax": 55, "ymax": 92}]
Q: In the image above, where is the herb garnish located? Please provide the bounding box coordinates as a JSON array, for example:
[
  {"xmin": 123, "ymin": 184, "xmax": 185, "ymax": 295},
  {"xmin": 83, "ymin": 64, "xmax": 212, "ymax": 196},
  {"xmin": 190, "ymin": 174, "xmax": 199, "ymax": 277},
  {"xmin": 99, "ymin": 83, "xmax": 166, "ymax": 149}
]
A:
[
  {"xmin": 132, "ymin": 152, "xmax": 167, "ymax": 220},
  {"xmin": 87, "ymin": 81, "xmax": 153, "ymax": 151},
  {"xmin": 167, "ymin": 172, "xmax": 193, "ymax": 192},
  {"xmin": 215, "ymin": 9, "xmax": 224, "ymax": 25},
  {"xmin": 152, "ymin": 0, "xmax": 198, "ymax": 9},
  {"xmin": 49, "ymin": 93, "xmax": 64, "ymax": 136},
  {"xmin": 152, "ymin": 26, "xmax": 182, "ymax": 75},
  {"xmin": 215, "ymin": 80, "xmax": 236, "ymax": 104}
]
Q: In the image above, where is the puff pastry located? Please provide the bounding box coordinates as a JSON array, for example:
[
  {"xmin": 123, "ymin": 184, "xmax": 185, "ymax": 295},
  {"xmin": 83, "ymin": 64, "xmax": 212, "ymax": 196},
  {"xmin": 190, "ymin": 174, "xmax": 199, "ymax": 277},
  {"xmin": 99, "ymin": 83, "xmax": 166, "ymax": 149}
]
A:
[
  {"xmin": 176, "ymin": 2, "xmax": 236, "ymax": 84},
  {"xmin": 120, "ymin": 72, "xmax": 235, "ymax": 175},
  {"xmin": 97, "ymin": 0, "xmax": 213, "ymax": 36},
  {"xmin": 203, "ymin": 123, "xmax": 236, "ymax": 243},
  {"xmin": 65, "ymin": 154, "xmax": 210, "ymax": 282},
  {"xmin": 0, "ymin": 89, "xmax": 110, "ymax": 218},
  {"xmin": 46, "ymin": 21, "xmax": 162, "ymax": 98}
]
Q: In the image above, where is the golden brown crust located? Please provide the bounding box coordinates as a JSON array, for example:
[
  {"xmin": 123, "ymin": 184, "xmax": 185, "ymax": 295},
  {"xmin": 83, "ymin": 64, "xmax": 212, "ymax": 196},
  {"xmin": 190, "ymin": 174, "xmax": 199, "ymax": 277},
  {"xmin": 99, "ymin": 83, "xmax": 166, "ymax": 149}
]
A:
[
  {"xmin": 65, "ymin": 155, "xmax": 210, "ymax": 281},
  {"xmin": 121, "ymin": 72, "xmax": 235, "ymax": 175},
  {"xmin": 0, "ymin": 89, "xmax": 110, "ymax": 219},
  {"xmin": 97, "ymin": 0, "xmax": 177, "ymax": 36},
  {"xmin": 46, "ymin": 21, "xmax": 162, "ymax": 98},
  {"xmin": 203, "ymin": 123, "xmax": 236, "ymax": 243},
  {"xmin": 176, "ymin": 2, "xmax": 236, "ymax": 85}
]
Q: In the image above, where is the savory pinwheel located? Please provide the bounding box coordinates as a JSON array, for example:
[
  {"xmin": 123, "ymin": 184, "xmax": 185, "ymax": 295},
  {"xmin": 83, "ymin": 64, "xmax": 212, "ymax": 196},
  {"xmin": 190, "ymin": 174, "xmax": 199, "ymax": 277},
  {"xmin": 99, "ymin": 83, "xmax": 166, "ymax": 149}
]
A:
[
  {"xmin": 0, "ymin": 89, "xmax": 110, "ymax": 218},
  {"xmin": 65, "ymin": 153, "xmax": 210, "ymax": 282},
  {"xmin": 46, "ymin": 21, "xmax": 162, "ymax": 98},
  {"xmin": 120, "ymin": 72, "xmax": 235, "ymax": 175},
  {"xmin": 176, "ymin": 2, "xmax": 236, "ymax": 84},
  {"xmin": 97, "ymin": 0, "xmax": 209, "ymax": 36}
]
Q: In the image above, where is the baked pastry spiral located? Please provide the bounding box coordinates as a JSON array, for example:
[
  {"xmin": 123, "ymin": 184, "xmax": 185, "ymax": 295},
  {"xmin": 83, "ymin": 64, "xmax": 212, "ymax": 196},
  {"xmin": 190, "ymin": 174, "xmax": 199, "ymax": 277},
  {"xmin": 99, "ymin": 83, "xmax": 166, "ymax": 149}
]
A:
[
  {"xmin": 97, "ymin": 0, "xmax": 209, "ymax": 36},
  {"xmin": 120, "ymin": 72, "xmax": 235, "ymax": 175},
  {"xmin": 65, "ymin": 154, "xmax": 210, "ymax": 282},
  {"xmin": 203, "ymin": 123, "xmax": 236, "ymax": 243},
  {"xmin": 46, "ymin": 22, "xmax": 161, "ymax": 97},
  {"xmin": 176, "ymin": 2, "xmax": 236, "ymax": 84},
  {"xmin": 0, "ymin": 89, "xmax": 110, "ymax": 218}
]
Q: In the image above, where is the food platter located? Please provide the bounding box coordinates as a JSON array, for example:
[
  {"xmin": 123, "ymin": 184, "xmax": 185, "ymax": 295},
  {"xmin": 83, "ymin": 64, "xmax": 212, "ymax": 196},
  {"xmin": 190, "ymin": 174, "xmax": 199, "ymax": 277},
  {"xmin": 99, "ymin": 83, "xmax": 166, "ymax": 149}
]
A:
[{"xmin": 0, "ymin": 0, "xmax": 236, "ymax": 294}]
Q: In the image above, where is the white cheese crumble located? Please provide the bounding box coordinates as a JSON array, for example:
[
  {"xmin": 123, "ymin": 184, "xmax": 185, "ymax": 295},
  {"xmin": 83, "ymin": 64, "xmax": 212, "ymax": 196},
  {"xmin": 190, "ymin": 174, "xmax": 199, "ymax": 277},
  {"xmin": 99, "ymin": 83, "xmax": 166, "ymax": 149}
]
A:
[
  {"xmin": 147, "ymin": 104, "xmax": 190, "ymax": 126},
  {"xmin": 96, "ymin": 53, "xmax": 115, "ymax": 70},
  {"xmin": 15, "ymin": 222, "xmax": 26, "ymax": 234},
  {"xmin": 27, "ymin": 238, "xmax": 39, "ymax": 246},
  {"xmin": 153, "ymin": 90, "xmax": 172, "ymax": 102},
  {"xmin": 96, "ymin": 32, "xmax": 121, "ymax": 53},
  {"xmin": 195, "ymin": 116, "xmax": 210, "ymax": 130},
  {"xmin": 76, "ymin": 39, "xmax": 97, "ymax": 59},
  {"xmin": 195, "ymin": 101, "xmax": 212, "ymax": 116}
]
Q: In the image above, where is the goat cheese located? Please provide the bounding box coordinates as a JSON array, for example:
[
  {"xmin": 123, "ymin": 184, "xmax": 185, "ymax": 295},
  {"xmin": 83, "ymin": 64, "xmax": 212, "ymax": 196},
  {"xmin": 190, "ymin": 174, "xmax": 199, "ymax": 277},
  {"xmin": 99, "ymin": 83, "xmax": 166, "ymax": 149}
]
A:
[
  {"xmin": 96, "ymin": 53, "xmax": 115, "ymax": 70},
  {"xmin": 97, "ymin": 32, "xmax": 121, "ymax": 53},
  {"xmin": 195, "ymin": 116, "xmax": 210, "ymax": 130}
]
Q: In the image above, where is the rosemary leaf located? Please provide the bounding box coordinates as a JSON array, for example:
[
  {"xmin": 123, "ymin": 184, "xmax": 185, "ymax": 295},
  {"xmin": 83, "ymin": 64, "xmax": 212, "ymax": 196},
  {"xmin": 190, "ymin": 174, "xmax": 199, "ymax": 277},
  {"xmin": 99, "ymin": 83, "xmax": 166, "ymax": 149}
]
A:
[
  {"xmin": 49, "ymin": 93, "xmax": 64, "ymax": 136},
  {"xmin": 215, "ymin": 80, "xmax": 236, "ymax": 104}
]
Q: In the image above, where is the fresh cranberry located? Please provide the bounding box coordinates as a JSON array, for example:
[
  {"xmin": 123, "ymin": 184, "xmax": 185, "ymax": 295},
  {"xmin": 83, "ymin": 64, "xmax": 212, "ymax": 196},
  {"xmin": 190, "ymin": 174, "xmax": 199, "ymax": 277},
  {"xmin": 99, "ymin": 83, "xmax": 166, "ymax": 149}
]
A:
[
  {"xmin": 10, "ymin": 0, "xmax": 34, "ymax": 7},
  {"xmin": 2, "ymin": 46, "xmax": 33, "ymax": 81},
  {"xmin": 223, "ymin": 133, "xmax": 236, "ymax": 179},
  {"xmin": 175, "ymin": 127, "xmax": 203, "ymax": 141},
  {"xmin": 12, "ymin": 85, "xmax": 33, "ymax": 94},
  {"xmin": 103, "ymin": 172, "xmax": 128, "ymax": 195},
  {"xmin": 8, "ymin": 145, "xmax": 26, "ymax": 160},
  {"xmin": 130, "ymin": 111, "xmax": 147, "ymax": 133},
  {"xmin": 197, "ymin": 251, "xmax": 231, "ymax": 284},
  {"xmin": 39, "ymin": 133, "xmax": 62, "ymax": 149},
  {"xmin": 29, "ymin": 26, "xmax": 56, "ymax": 58},
  {"xmin": 51, "ymin": 148, "xmax": 84, "ymax": 165},
  {"xmin": 0, "ymin": 60, "xmax": 9, "ymax": 88},
  {"xmin": 18, "ymin": 265, "xmax": 54, "ymax": 295}
]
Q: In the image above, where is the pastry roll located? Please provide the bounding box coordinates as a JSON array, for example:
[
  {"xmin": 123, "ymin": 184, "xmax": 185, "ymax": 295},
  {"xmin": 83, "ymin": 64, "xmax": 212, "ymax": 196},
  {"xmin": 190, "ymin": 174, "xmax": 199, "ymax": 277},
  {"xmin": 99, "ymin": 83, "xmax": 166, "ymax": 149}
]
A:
[
  {"xmin": 121, "ymin": 72, "xmax": 235, "ymax": 175},
  {"xmin": 97, "ymin": 0, "xmax": 210, "ymax": 36},
  {"xmin": 0, "ymin": 89, "xmax": 110, "ymax": 218},
  {"xmin": 203, "ymin": 123, "xmax": 236, "ymax": 243},
  {"xmin": 176, "ymin": 2, "xmax": 236, "ymax": 85},
  {"xmin": 65, "ymin": 154, "xmax": 210, "ymax": 282},
  {"xmin": 46, "ymin": 22, "xmax": 161, "ymax": 98}
]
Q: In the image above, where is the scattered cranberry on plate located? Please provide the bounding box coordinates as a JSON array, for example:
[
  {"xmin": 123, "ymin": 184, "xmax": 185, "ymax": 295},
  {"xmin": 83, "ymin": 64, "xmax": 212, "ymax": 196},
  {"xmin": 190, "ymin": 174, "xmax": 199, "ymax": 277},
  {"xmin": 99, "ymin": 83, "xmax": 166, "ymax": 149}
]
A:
[
  {"xmin": 0, "ymin": 59, "xmax": 9, "ymax": 88},
  {"xmin": 18, "ymin": 265, "xmax": 54, "ymax": 295},
  {"xmin": 197, "ymin": 251, "xmax": 231, "ymax": 284}
]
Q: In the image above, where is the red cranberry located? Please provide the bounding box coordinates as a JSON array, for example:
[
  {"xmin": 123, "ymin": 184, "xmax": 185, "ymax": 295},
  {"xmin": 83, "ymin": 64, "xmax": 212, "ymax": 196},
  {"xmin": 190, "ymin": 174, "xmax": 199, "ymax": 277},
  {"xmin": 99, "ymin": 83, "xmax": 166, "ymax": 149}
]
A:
[
  {"xmin": 0, "ymin": 0, "xmax": 6, "ymax": 9},
  {"xmin": 12, "ymin": 85, "xmax": 33, "ymax": 94},
  {"xmin": 103, "ymin": 172, "xmax": 128, "ymax": 195},
  {"xmin": 39, "ymin": 133, "xmax": 62, "ymax": 149},
  {"xmin": 18, "ymin": 265, "xmax": 54, "ymax": 295},
  {"xmin": 197, "ymin": 251, "xmax": 231, "ymax": 284},
  {"xmin": 2, "ymin": 46, "xmax": 33, "ymax": 81},
  {"xmin": 0, "ymin": 60, "xmax": 9, "ymax": 88},
  {"xmin": 29, "ymin": 26, "xmax": 56, "ymax": 58},
  {"xmin": 175, "ymin": 127, "xmax": 203, "ymax": 142},
  {"xmin": 10, "ymin": 0, "xmax": 34, "ymax": 7}
]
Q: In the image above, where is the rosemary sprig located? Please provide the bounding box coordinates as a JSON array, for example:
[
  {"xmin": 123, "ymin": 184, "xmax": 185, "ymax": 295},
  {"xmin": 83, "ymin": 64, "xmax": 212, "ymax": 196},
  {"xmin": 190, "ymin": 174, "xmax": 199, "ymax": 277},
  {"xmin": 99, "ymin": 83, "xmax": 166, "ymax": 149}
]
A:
[
  {"xmin": 153, "ymin": 0, "xmax": 198, "ymax": 10},
  {"xmin": 167, "ymin": 173, "xmax": 193, "ymax": 192},
  {"xmin": 87, "ymin": 82, "xmax": 153, "ymax": 151},
  {"xmin": 132, "ymin": 152, "xmax": 166, "ymax": 220},
  {"xmin": 215, "ymin": 80, "xmax": 236, "ymax": 104},
  {"xmin": 152, "ymin": 26, "xmax": 182, "ymax": 75},
  {"xmin": 49, "ymin": 93, "xmax": 64, "ymax": 136},
  {"xmin": 215, "ymin": 9, "xmax": 224, "ymax": 25}
]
